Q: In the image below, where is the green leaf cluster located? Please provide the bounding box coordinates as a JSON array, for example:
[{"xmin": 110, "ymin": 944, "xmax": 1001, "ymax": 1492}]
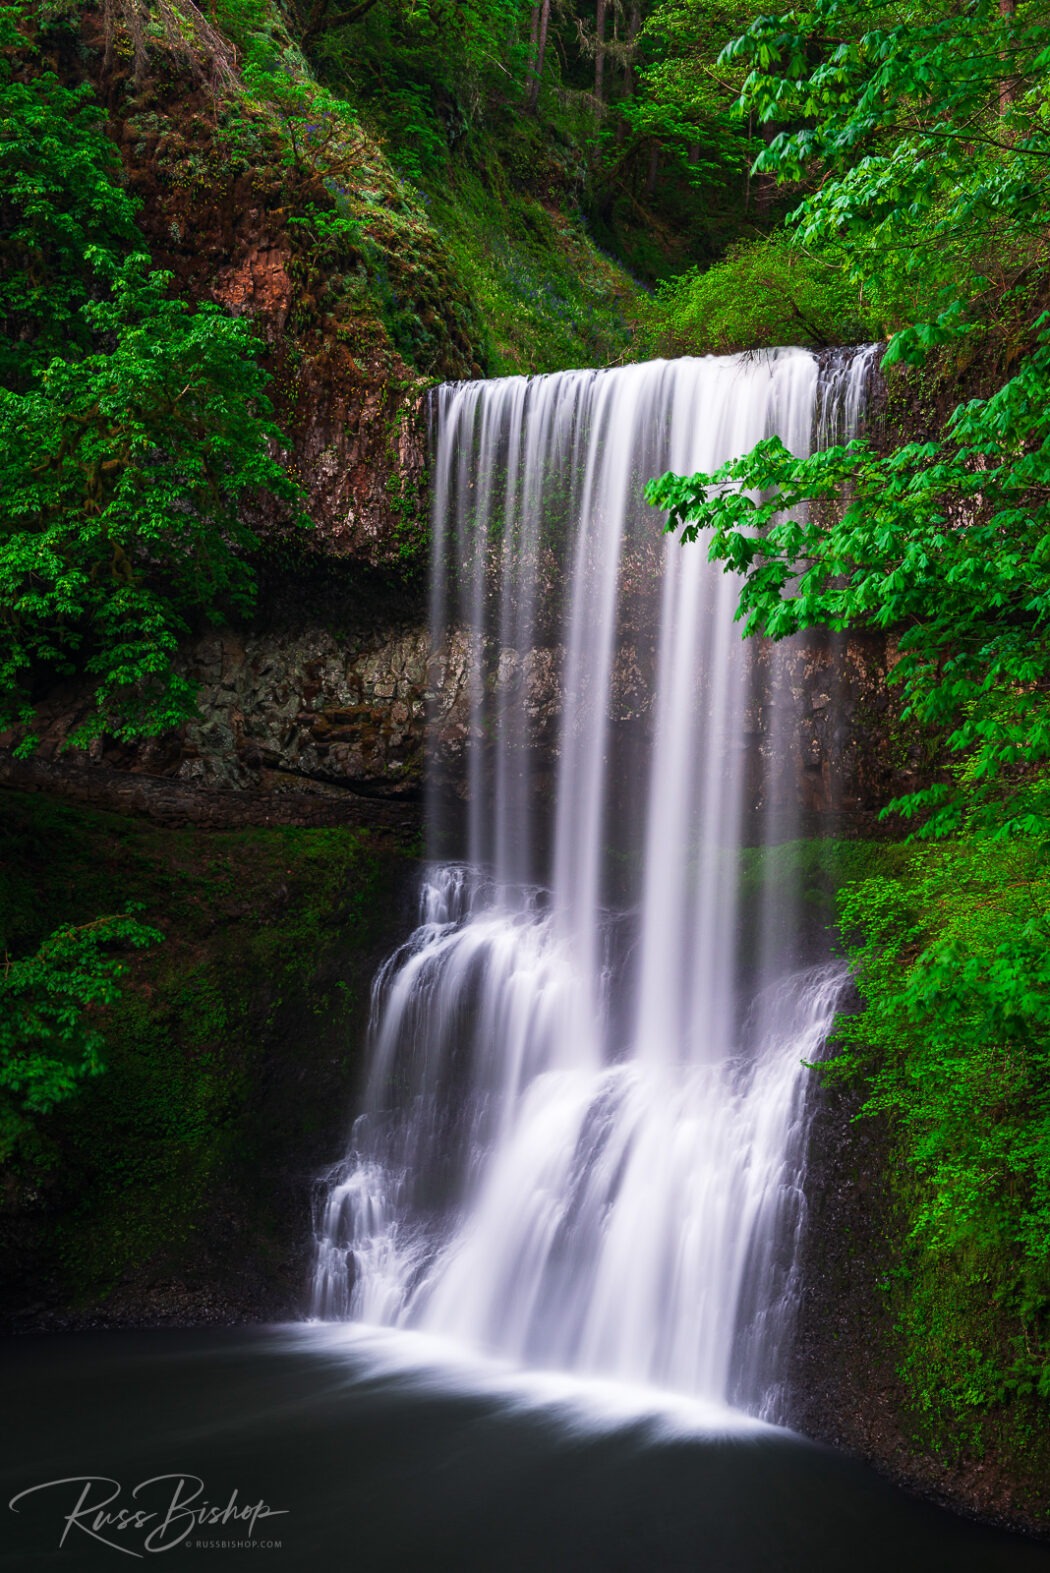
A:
[
  {"xmin": 829, "ymin": 840, "xmax": 1050, "ymax": 1412},
  {"xmin": 0, "ymin": 911, "xmax": 162, "ymax": 1163},
  {"xmin": 0, "ymin": 39, "xmax": 138, "ymax": 388},
  {"xmin": 723, "ymin": 0, "xmax": 1050, "ymax": 341},
  {"xmin": 0, "ymin": 18, "xmax": 302, "ymax": 748},
  {"xmin": 617, "ymin": 0, "xmax": 752, "ymax": 184},
  {"xmin": 646, "ymin": 0, "xmax": 1050, "ymax": 838}
]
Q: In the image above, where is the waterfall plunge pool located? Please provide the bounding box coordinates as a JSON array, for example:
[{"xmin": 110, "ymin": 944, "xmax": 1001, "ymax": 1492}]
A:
[{"xmin": 3, "ymin": 1324, "xmax": 1045, "ymax": 1571}]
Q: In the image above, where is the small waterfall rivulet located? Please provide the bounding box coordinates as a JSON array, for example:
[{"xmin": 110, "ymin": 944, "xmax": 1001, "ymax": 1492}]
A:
[{"xmin": 313, "ymin": 346, "xmax": 879, "ymax": 1423}]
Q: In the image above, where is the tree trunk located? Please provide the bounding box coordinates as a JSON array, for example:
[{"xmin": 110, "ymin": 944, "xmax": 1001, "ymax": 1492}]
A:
[
  {"xmin": 527, "ymin": 0, "xmax": 551, "ymax": 114},
  {"xmin": 623, "ymin": 1, "xmax": 640, "ymax": 98},
  {"xmin": 525, "ymin": 4, "xmax": 540, "ymax": 105},
  {"xmin": 595, "ymin": 0, "xmax": 607, "ymax": 103}
]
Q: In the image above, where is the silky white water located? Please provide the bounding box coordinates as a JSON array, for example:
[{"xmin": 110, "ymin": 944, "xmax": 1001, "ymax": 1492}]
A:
[{"xmin": 313, "ymin": 348, "xmax": 876, "ymax": 1422}]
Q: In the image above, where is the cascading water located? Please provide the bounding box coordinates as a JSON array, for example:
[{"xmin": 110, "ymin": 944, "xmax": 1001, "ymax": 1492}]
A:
[{"xmin": 313, "ymin": 346, "xmax": 877, "ymax": 1423}]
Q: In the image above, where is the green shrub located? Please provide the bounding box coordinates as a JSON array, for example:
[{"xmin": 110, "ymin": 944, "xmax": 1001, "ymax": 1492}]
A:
[
  {"xmin": 0, "ymin": 20, "xmax": 302, "ymax": 747},
  {"xmin": 829, "ymin": 838, "xmax": 1050, "ymax": 1427},
  {"xmin": 639, "ymin": 233, "xmax": 874, "ymax": 357},
  {"xmin": 0, "ymin": 912, "xmax": 162, "ymax": 1162}
]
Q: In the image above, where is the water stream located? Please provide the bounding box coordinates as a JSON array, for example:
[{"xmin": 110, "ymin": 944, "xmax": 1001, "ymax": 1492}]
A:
[{"xmin": 313, "ymin": 348, "xmax": 878, "ymax": 1423}]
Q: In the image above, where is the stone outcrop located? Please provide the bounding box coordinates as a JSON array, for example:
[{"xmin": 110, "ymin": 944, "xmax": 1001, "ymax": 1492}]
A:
[
  {"xmin": 7, "ymin": 605, "xmax": 927, "ymax": 836},
  {"xmin": 178, "ymin": 625, "xmax": 429, "ymax": 799},
  {"xmin": 4, "ymin": 606, "xmax": 429, "ymax": 830},
  {"xmin": 70, "ymin": 3, "xmax": 476, "ymax": 574}
]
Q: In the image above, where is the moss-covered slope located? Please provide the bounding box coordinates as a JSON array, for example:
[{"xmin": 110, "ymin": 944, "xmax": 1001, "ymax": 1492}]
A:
[{"xmin": 0, "ymin": 787, "xmax": 416, "ymax": 1328}]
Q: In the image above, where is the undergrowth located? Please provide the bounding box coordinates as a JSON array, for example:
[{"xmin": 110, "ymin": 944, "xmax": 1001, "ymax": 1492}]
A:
[{"xmin": 0, "ymin": 789, "xmax": 407, "ymax": 1310}]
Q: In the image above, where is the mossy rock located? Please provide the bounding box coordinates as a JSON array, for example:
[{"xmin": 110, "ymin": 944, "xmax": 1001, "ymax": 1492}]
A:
[{"xmin": 0, "ymin": 788, "xmax": 419, "ymax": 1328}]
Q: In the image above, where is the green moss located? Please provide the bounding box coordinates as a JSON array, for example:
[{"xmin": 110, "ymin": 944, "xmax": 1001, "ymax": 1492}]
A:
[
  {"xmin": 741, "ymin": 833, "xmax": 1050, "ymax": 1521},
  {"xmin": 0, "ymin": 789, "xmax": 414, "ymax": 1314},
  {"xmin": 736, "ymin": 835, "xmax": 912, "ymax": 925},
  {"xmin": 384, "ymin": 398, "xmax": 431, "ymax": 573},
  {"xmin": 424, "ymin": 160, "xmax": 639, "ymax": 375}
]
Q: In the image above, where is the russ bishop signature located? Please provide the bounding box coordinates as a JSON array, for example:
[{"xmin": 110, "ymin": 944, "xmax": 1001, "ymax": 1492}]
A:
[{"xmin": 9, "ymin": 1474, "xmax": 288, "ymax": 1555}]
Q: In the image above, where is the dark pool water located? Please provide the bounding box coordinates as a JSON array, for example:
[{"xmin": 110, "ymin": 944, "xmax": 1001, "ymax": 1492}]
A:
[{"xmin": 2, "ymin": 1325, "xmax": 1047, "ymax": 1571}]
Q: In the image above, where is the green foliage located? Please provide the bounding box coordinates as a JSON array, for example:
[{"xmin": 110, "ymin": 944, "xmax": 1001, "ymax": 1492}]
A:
[
  {"xmin": 638, "ymin": 0, "xmax": 1050, "ymax": 348},
  {"xmin": 0, "ymin": 20, "xmax": 139, "ymax": 388},
  {"xmin": 231, "ymin": 0, "xmax": 639, "ymax": 377},
  {"xmin": 0, "ymin": 911, "xmax": 162, "ymax": 1162},
  {"xmin": 2, "ymin": 256, "xmax": 301, "ymax": 747},
  {"xmin": 306, "ymin": 0, "xmax": 527, "ymax": 180},
  {"xmin": 622, "ymin": 0, "xmax": 749, "ymax": 175},
  {"xmin": 0, "ymin": 789, "xmax": 403, "ymax": 1306},
  {"xmin": 242, "ymin": 59, "xmax": 363, "ymax": 177},
  {"xmin": 583, "ymin": 0, "xmax": 782, "ymax": 277},
  {"xmin": 638, "ymin": 231, "xmax": 870, "ymax": 355},
  {"xmin": 299, "ymin": 0, "xmax": 755, "ymax": 306},
  {"xmin": 724, "ymin": 0, "xmax": 1050, "ymax": 345},
  {"xmin": 828, "ymin": 839, "xmax": 1050, "ymax": 1418},
  {"xmin": 213, "ymin": 0, "xmax": 273, "ymax": 58},
  {"xmin": 0, "ymin": 28, "xmax": 302, "ymax": 747},
  {"xmin": 288, "ymin": 200, "xmax": 363, "ymax": 258},
  {"xmin": 647, "ymin": 0, "xmax": 1050, "ymax": 837},
  {"xmin": 426, "ymin": 161, "xmax": 637, "ymax": 374},
  {"xmin": 608, "ymin": 0, "xmax": 770, "ymax": 268}
]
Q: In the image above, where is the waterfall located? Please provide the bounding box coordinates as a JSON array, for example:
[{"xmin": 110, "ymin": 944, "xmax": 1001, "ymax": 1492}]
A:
[{"xmin": 313, "ymin": 347, "xmax": 877, "ymax": 1423}]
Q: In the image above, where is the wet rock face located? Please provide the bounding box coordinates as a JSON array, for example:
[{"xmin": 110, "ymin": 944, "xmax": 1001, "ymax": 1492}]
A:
[
  {"xmin": 213, "ymin": 245, "xmax": 294, "ymax": 336},
  {"xmin": 9, "ymin": 615, "xmax": 430, "ymax": 823},
  {"xmin": 8, "ymin": 615, "xmax": 922, "ymax": 832},
  {"xmin": 790, "ymin": 1080, "xmax": 1050, "ymax": 1538},
  {"xmin": 75, "ymin": 10, "xmax": 460, "ymax": 576},
  {"xmin": 744, "ymin": 628, "xmax": 932, "ymax": 821},
  {"xmin": 426, "ymin": 623, "xmax": 924, "ymax": 824},
  {"xmin": 180, "ymin": 627, "xmax": 429, "ymax": 798},
  {"xmin": 289, "ymin": 380, "xmax": 430, "ymax": 567}
]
